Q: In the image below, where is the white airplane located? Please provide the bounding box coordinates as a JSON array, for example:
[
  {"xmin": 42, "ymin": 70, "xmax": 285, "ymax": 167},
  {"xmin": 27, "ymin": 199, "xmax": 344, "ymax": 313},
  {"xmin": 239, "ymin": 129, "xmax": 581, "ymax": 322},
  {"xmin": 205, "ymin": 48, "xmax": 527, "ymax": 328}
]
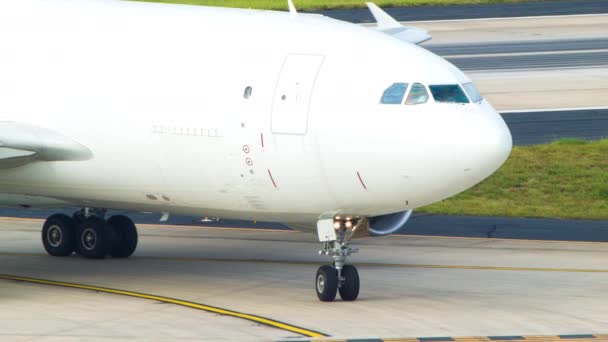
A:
[{"xmin": 0, "ymin": 0, "xmax": 512, "ymax": 301}]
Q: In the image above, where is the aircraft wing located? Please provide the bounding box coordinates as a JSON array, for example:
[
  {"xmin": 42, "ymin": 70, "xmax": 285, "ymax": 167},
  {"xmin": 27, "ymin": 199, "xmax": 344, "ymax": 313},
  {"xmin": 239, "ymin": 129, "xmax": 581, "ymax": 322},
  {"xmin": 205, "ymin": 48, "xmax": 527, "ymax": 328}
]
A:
[
  {"xmin": 0, "ymin": 122, "xmax": 92, "ymax": 169},
  {"xmin": 366, "ymin": 2, "xmax": 432, "ymax": 45}
]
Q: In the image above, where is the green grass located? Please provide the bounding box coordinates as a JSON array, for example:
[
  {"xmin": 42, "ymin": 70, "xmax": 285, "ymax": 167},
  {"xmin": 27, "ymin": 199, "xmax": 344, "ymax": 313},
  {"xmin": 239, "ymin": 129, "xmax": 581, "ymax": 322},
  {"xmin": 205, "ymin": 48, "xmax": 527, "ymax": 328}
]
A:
[
  {"xmin": 135, "ymin": 0, "xmax": 542, "ymax": 11},
  {"xmin": 419, "ymin": 139, "xmax": 608, "ymax": 220}
]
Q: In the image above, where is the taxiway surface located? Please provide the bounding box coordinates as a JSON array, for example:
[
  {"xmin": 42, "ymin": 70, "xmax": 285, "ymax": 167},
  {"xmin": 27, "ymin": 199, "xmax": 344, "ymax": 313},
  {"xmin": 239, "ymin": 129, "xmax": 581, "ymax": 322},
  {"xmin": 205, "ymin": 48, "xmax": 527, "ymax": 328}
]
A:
[
  {"xmin": 2, "ymin": 218, "xmax": 608, "ymax": 341},
  {"xmin": 317, "ymin": 0, "xmax": 608, "ymax": 22}
]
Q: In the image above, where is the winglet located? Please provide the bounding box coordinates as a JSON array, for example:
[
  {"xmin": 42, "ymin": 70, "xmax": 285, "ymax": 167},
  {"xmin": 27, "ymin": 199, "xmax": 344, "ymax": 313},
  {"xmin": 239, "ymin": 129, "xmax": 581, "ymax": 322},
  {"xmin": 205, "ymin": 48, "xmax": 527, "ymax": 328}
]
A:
[
  {"xmin": 288, "ymin": 0, "xmax": 297, "ymax": 18},
  {"xmin": 366, "ymin": 2, "xmax": 400, "ymax": 30},
  {"xmin": 366, "ymin": 2, "xmax": 432, "ymax": 45}
]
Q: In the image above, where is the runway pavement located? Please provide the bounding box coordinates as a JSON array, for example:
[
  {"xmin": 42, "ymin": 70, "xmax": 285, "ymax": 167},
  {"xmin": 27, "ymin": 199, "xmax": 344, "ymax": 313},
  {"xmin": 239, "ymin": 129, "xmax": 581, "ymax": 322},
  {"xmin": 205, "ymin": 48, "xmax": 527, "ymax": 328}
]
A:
[
  {"xmin": 450, "ymin": 50, "xmax": 608, "ymax": 71},
  {"xmin": 421, "ymin": 22, "xmax": 608, "ymax": 71},
  {"xmin": 428, "ymin": 38, "xmax": 608, "ymax": 56},
  {"xmin": 428, "ymin": 37, "xmax": 608, "ymax": 71},
  {"xmin": 1, "ymin": 218, "xmax": 608, "ymax": 341},
  {"xmin": 502, "ymin": 108, "xmax": 608, "ymax": 145},
  {"xmin": 315, "ymin": 0, "xmax": 608, "ymax": 22}
]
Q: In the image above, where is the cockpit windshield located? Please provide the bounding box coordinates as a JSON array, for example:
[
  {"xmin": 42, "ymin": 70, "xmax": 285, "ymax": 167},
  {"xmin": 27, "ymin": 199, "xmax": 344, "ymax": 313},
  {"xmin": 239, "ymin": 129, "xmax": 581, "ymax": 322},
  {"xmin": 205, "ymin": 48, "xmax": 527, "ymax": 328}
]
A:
[
  {"xmin": 429, "ymin": 85, "xmax": 470, "ymax": 104},
  {"xmin": 405, "ymin": 83, "xmax": 429, "ymax": 105},
  {"xmin": 380, "ymin": 83, "xmax": 408, "ymax": 104},
  {"xmin": 462, "ymin": 82, "xmax": 483, "ymax": 103}
]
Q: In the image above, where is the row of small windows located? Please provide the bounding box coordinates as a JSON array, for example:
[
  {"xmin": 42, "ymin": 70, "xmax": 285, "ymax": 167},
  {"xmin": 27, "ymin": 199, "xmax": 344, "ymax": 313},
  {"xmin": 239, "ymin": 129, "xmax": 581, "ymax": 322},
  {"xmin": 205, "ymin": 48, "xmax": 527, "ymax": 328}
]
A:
[{"xmin": 380, "ymin": 82, "xmax": 482, "ymax": 105}]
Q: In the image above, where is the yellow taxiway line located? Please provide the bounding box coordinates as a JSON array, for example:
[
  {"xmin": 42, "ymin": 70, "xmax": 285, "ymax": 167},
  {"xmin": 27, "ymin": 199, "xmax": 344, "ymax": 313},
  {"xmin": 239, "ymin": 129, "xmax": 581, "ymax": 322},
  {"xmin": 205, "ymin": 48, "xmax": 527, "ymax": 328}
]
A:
[{"xmin": 0, "ymin": 274, "xmax": 327, "ymax": 338}]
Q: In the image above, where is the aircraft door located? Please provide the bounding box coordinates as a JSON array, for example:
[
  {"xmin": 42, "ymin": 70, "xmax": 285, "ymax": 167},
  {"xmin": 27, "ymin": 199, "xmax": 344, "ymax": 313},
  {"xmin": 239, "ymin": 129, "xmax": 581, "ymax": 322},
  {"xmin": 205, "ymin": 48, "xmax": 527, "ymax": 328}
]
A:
[{"xmin": 271, "ymin": 54, "xmax": 324, "ymax": 135}]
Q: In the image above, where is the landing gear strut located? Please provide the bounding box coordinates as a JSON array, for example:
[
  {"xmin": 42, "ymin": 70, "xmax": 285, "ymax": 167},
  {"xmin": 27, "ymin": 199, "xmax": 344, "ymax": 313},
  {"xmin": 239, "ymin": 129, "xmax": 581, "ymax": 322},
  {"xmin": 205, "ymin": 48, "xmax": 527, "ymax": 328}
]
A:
[
  {"xmin": 315, "ymin": 218, "xmax": 361, "ymax": 302},
  {"xmin": 41, "ymin": 208, "xmax": 138, "ymax": 259}
]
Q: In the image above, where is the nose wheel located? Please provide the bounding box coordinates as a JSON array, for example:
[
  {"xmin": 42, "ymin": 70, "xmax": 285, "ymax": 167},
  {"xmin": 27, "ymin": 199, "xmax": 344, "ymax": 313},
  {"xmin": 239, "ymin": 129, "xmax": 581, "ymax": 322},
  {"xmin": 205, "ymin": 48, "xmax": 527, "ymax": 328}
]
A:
[
  {"xmin": 315, "ymin": 264, "xmax": 360, "ymax": 302},
  {"xmin": 315, "ymin": 218, "xmax": 362, "ymax": 302},
  {"xmin": 338, "ymin": 265, "xmax": 360, "ymax": 301}
]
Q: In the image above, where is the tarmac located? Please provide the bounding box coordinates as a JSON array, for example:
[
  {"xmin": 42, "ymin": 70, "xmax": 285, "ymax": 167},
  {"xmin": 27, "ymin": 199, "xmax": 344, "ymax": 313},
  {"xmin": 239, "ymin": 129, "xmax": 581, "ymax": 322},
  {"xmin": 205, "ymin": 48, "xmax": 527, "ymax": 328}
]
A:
[
  {"xmin": 316, "ymin": 0, "xmax": 608, "ymax": 22},
  {"xmin": 2, "ymin": 218, "xmax": 608, "ymax": 341}
]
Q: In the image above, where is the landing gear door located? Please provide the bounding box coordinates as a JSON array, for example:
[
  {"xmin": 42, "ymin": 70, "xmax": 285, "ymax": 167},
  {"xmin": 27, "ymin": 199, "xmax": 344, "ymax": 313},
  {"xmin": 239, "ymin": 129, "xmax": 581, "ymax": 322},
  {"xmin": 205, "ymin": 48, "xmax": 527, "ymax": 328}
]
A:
[{"xmin": 271, "ymin": 54, "xmax": 324, "ymax": 135}]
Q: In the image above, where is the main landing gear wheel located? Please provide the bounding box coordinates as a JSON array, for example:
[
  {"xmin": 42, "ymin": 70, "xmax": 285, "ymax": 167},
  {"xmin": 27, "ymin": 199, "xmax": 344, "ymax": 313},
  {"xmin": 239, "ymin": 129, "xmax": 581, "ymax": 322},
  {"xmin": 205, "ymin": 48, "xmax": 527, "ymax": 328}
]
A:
[
  {"xmin": 316, "ymin": 265, "xmax": 338, "ymax": 302},
  {"xmin": 42, "ymin": 214, "xmax": 77, "ymax": 256},
  {"xmin": 107, "ymin": 215, "xmax": 138, "ymax": 258},
  {"xmin": 76, "ymin": 217, "xmax": 111, "ymax": 259},
  {"xmin": 42, "ymin": 209, "xmax": 140, "ymax": 260}
]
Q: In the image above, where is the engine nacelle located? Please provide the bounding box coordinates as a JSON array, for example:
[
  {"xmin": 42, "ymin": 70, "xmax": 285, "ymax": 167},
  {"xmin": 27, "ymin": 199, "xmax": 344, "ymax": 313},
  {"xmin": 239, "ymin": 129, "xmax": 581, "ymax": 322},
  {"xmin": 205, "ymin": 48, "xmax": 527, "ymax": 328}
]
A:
[{"xmin": 367, "ymin": 210, "xmax": 413, "ymax": 237}]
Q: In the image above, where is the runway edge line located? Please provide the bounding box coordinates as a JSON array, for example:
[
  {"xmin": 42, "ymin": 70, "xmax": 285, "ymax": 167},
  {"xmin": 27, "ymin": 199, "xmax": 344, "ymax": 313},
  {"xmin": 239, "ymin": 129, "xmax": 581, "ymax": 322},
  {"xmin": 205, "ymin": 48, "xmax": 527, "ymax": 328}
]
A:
[{"xmin": 0, "ymin": 274, "xmax": 328, "ymax": 338}]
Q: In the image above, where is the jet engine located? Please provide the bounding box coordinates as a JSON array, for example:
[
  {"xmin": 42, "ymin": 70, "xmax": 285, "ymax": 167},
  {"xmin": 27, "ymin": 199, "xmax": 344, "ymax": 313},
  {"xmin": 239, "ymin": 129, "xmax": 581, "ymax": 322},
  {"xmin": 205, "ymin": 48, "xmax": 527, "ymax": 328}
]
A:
[{"xmin": 367, "ymin": 210, "xmax": 413, "ymax": 236}]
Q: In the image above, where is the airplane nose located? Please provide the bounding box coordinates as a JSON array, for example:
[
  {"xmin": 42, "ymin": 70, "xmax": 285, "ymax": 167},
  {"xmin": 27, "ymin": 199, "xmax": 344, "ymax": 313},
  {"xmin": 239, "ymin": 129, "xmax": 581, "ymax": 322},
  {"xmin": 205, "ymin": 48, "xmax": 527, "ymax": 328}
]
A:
[{"xmin": 474, "ymin": 106, "xmax": 513, "ymax": 178}]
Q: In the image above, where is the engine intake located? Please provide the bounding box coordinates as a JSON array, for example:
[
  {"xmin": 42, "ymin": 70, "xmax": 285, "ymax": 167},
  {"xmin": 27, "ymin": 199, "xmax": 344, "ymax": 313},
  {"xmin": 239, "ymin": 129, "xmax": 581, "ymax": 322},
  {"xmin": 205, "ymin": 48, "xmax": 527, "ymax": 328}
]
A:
[{"xmin": 367, "ymin": 210, "xmax": 413, "ymax": 236}]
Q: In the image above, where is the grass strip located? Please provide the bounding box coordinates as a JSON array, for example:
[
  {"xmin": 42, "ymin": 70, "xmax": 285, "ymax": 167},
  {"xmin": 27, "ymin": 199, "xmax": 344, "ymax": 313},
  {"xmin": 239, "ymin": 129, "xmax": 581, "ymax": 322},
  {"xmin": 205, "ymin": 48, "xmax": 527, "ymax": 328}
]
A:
[{"xmin": 419, "ymin": 139, "xmax": 608, "ymax": 220}]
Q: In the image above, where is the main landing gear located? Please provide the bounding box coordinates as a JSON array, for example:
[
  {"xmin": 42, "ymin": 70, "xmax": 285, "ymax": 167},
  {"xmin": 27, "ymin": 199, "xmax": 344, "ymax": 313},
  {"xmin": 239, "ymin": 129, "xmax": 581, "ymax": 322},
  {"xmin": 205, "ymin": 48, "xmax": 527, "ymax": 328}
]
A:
[
  {"xmin": 42, "ymin": 208, "xmax": 138, "ymax": 259},
  {"xmin": 315, "ymin": 218, "xmax": 361, "ymax": 302}
]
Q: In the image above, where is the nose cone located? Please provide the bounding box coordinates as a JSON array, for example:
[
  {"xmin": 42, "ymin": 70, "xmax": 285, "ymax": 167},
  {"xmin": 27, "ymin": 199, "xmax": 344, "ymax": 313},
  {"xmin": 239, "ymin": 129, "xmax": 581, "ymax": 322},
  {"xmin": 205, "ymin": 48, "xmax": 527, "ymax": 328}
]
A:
[{"xmin": 471, "ymin": 103, "xmax": 513, "ymax": 180}]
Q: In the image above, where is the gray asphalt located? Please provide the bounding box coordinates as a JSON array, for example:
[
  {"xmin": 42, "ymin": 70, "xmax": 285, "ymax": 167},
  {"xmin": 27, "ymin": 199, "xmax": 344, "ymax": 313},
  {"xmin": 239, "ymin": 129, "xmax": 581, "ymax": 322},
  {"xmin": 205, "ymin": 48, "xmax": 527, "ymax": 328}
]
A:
[
  {"xmin": 427, "ymin": 38, "xmax": 608, "ymax": 56},
  {"xmin": 503, "ymin": 108, "xmax": 608, "ymax": 145},
  {"xmin": 405, "ymin": 214, "xmax": 608, "ymax": 242},
  {"xmin": 315, "ymin": 0, "xmax": 608, "ymax": 23},
  {"xmin": 423, "ymin": 38, "xmax": 608, "ymax": 71},
  {"xmin": 449, "ymin": 50, "xmax": 608, "ymax": 71},
  {"xmin": 428, "ymin": 38, "xmax": 608, "ymax": 70}
]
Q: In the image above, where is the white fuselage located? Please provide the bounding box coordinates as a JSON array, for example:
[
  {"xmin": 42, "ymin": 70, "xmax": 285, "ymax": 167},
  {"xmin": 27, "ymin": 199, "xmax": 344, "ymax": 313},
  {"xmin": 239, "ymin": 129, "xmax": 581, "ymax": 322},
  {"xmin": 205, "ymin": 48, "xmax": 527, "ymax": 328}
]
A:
[{"xmin": 0, "ymin": 0, "xmax": 512, "ymax": 230}]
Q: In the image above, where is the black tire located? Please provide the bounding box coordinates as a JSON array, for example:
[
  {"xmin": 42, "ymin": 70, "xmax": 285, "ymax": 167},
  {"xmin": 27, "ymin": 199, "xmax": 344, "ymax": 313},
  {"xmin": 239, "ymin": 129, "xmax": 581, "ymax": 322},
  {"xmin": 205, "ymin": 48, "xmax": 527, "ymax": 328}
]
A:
[
  {"xmin": 76, "ymin": 217, "xmax": 110, "ymax": 259},
  {"xmin": 338, "ymin": 265, "xmax": 360, "ymax": 301},
  {"xmin": 107, "ymin": 215, "xmax": 138, "ymax": 258},
  {"xmin": 42, "ymin": 214, "xmax": 76, "ymax": 257},
  {"xmin": 315, "ymin": 265, "xmax": 338, "ymax": 302}
]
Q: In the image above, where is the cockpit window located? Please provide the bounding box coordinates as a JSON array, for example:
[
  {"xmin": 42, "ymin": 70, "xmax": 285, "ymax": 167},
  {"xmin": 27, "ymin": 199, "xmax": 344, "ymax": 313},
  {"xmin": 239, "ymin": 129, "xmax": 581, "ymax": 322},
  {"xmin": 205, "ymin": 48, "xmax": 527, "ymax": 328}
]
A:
[
  {"xmin": 462, "ymin": 82, "xmax": 483, "ymax": 103},
  {"xmin": 380, "ymin": 83, "xmax": 408, "ymax": 104},
  {"xmin": 405, "ymin": 83, "xmax": 429, "ymax": 105},
  {"xmin": 429, "ymin": 85, "xmax": 470, "ymax": 104}
]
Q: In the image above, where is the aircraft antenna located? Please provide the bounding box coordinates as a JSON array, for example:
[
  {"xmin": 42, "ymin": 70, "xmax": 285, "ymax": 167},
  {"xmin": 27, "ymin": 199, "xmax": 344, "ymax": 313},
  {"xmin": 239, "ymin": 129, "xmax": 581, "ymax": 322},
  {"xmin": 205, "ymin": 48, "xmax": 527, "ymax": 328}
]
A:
[{"xmin": 288, "ymin": 0, "xmax": 298, "ymax": 17}]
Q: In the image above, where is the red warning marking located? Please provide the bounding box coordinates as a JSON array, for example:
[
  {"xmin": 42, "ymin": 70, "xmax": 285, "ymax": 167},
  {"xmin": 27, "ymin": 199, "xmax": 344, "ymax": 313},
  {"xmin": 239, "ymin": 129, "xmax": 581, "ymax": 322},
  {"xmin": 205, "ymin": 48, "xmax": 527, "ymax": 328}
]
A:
[
  {"xmin": 356, "ymin": 171, "xmax": 368, "ymax": 191},
  {"xmin": 268, "ymin": 169, "xmax": 278, "ymax": 188},
  {"xmin": 260, "ymin": 133, "xmax": 265, "ymax": 148}
]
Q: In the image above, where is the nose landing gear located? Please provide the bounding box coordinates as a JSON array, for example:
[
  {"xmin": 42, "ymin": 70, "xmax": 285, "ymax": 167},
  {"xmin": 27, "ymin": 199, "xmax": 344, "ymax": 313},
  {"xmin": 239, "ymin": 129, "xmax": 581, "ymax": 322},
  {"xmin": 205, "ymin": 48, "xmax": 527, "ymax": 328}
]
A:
[
  {"xmin": 315, "ymin": 218, "xmax": 361, "ymax": 302},
  {"xmin": 41, "ymin": 209, "xmax": 138, "ymax": 259}
]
